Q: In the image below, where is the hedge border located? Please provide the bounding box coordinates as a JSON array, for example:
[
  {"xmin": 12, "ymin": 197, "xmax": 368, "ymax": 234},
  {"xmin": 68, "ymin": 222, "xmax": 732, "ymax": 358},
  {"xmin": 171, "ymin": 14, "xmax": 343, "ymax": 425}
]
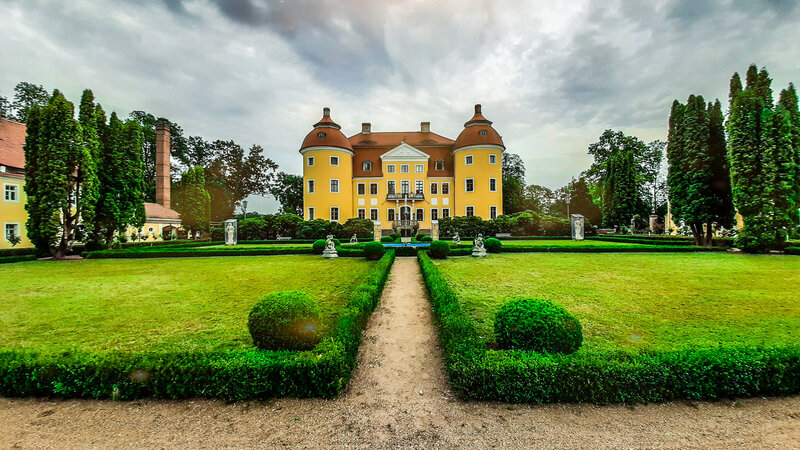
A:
[
  {"xmin": 0, "ymin": 255, "xmax": 37, "ymax": 264},
  {"xmin": 0, "ymin": 250, "xmax": 396, "ymax": 400},
  {"xmin": 417, "ymin": 251, "xmax": 800, "ymax": 404}
]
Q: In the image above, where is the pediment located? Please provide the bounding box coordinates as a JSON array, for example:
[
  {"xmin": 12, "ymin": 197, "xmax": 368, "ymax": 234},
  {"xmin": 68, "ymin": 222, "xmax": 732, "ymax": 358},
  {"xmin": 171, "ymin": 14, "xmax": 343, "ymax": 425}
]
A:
[{"xmin": 379, "ymin": 142, "xmax": 430, "ymax": 161}]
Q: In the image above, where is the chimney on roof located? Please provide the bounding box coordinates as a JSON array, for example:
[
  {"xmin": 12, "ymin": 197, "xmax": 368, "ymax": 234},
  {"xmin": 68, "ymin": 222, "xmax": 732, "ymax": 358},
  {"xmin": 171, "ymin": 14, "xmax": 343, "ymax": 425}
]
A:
[
  {"xmin": 420, "ymin": 121, "xmax": 430, "ymax": 133},
  {"xmin": 323, "ymin": 107, "xmax": 330, "ymax": 118},
  {"xmin": 155, "ymin": 121, "xmax": 171, "ymax": 209},
  {"xmin": 474, "ymin": 104, "xmax": 482, "ymax": 115},
  {"xmin": 361, "ymin": 122, "xmax": 371, "ymax": 134}
]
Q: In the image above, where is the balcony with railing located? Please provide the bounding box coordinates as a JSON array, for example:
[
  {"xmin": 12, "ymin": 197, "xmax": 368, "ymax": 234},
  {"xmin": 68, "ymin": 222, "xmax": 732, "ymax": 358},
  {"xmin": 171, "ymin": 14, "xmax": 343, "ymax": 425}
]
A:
[
  {"xmin": 386, "ymin": 189, "xmax": 425, "ymax": 202},
  {"xmin": 392, "ymin": 219, "xmax": 419, "ymax": 229}
]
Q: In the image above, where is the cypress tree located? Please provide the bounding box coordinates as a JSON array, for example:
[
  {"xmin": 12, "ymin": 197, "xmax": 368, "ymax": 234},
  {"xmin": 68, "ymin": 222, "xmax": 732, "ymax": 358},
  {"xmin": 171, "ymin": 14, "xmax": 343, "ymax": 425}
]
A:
[
  {"xmin": 778, "ymin": 84, "xmax": 800, "ymax": 229},
  {"xmin": 23, "ymin": 91, "xmax": 98, "ymax": 259},
  {"xmin": 177, "ymin": 167, "xmax": 211, "ymax": 237}
]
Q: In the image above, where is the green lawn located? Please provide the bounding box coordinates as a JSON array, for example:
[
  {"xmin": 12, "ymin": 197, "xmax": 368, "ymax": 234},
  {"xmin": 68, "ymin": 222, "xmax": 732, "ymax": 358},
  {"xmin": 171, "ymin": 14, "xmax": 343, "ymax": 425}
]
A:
[
  {"xmin": 434, "ymin": 253, "xmax": 800, "ymax": 353},
  {"xmin": 198, "ymin": 243, "xmax": 311, "ymax": 249},
  {"xmin": 0, "ymin": 256, "xmax": 375, "ymax": 353}
]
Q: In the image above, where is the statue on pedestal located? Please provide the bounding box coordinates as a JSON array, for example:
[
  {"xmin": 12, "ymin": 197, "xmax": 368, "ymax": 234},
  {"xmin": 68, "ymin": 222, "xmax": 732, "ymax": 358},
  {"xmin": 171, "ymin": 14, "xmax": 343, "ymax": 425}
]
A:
[
  {"xmin": 350, "ymin": 234, "xmax": 358, "ymax": 244},
  {"xmin": 453, "ymin": 232, "xmax": 461, "ymax": 245},
  {"xmin": 322, "ymin": 234, "xmax": 338, "ymax": 259},
  {"xmin": 225, "ymin": 223, "xmax": 235, "ymax": 246},
  {"xmin": 472, "ymin": 233, "xmax": 487, "ymax": 257}
]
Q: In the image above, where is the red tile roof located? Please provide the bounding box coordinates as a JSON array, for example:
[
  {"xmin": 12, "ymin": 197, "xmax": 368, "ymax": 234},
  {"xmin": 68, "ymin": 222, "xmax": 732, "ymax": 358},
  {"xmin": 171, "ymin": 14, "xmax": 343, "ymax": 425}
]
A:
[
  {"xmin": 300, "ymin": 108, "xmax": 354, "ymax": 152},
  {"xmin": 349, "ymin": 131, "xmax": 454, "ymax": 148},
  {"xmin": 453, "ymin": 105, "xmax": 504, "ymax": 150},
  {"xmin": 144, "ymin": 202, "xmax": 181, "ymax": 220},
  {"xmin": 0, "ymin": 117, "xmax": 27, "ymax": 170}
]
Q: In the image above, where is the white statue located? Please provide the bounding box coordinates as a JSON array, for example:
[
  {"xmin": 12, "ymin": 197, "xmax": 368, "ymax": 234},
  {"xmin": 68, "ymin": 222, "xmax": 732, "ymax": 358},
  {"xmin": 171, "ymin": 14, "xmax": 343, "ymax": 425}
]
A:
[
  {"xmin": 226, "ymin": 223, "xmax": 235, "ymax": 245},
  {"xmin": 472, "ymin": 233, "xmax": 487, "ymax": 257},
  {"xmin": 474, "ymin": 233, "xmax": 485, "ymax": 251},
  {"xmin": 350, "ymin": 233, "xmax": 358, "ymax": 244},
  {"xmin": 323, "ymin": 234, "xmax": 338, "ymax": 259},
  {"xmin": 453, "ymin": 232, "xmax": 461, "ymax": 245}
]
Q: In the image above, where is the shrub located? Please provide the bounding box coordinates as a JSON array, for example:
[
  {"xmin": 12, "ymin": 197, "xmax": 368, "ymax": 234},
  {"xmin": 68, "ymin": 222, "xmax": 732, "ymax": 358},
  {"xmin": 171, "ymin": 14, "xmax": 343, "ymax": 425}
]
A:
[
  {"xmin": 380, "ymin": 236, "xmax": 394, "ymax": 243},
  {"xmin": 312, "ymin": 238, "xmax": 341, "ymax": 254},
  {"xmin": 344, "ymin": 218, "xmax": 375, "ymax": 239},
  {"xmin": 248, "ymin": 291, "xmax": 323, "ymax": 350},
  {"xmin": 363, "ymin": 241, "xmax": 385, "ymax": 260},
  {"xmin": 429, "ymin": 240, "xmax": 450, "ymax": 259},
  {"xmin": 484, "ymin": 237, "xmax": 501, "ymax": 253},
  {"xmin": 210, "ymin": 226, "xmax": 224, "ymax": 241},
  {"xmin": 415, "ymin": 233, "xmax": 425, "ymax": 241},
  {"xmin": 389, "ymin": 233, "xmax": 399, "ymax": 240},
  {"xmin": 494, "ymin": 298, "xmax": 582, "ymax": 354},
  {"xmin": 420, "ymin": 236, "xmax": 433, "ymax": 242}
]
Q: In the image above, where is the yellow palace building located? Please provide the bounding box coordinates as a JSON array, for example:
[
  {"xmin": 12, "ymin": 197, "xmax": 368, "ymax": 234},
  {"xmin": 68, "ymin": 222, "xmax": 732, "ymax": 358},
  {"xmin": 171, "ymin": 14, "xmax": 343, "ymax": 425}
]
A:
[{"xmin": 300, "ymin": 105, "xmax": 504, "ymax": 235}]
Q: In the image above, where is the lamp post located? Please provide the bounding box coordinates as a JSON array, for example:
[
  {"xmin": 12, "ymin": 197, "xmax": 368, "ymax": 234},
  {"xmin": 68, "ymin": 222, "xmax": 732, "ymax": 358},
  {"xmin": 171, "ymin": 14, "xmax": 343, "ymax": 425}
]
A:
[{"xmin": 242, "ymin": 200, "xmax": 248, "ymax": 220}]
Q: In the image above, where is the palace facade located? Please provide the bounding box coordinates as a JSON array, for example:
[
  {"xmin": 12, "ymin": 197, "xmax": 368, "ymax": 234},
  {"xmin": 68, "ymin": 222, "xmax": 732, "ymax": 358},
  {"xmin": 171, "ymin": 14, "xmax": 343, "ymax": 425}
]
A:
[{"xmin": 300, "ymin": 105, "xmax": 505, "ymax": 235}]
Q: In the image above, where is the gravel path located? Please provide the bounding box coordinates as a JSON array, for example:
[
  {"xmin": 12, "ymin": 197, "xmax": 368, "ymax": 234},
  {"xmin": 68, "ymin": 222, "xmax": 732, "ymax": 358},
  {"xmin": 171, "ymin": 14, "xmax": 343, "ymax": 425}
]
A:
[{"xmin": 1, "ymin": 257, "xmax": 799, "ymax": 448}]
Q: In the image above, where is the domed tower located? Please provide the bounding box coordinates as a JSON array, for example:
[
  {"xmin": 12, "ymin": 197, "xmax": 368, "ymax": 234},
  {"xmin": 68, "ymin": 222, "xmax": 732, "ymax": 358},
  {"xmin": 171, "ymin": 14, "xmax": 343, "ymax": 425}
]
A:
[
  {"xmin": 300, "ymin": 107, "xmax": 354, "ymax": 222},
  {"xmin": 452, "ymin": 104, "xmax": 505, "ymax": 220}
]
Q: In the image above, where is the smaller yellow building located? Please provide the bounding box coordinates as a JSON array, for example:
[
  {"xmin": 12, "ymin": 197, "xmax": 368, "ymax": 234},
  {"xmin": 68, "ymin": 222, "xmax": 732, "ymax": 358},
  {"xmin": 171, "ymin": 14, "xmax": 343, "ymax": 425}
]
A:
[{"xmin": 0, "ymin": 117, "xmax": 32, "ymax": 249}]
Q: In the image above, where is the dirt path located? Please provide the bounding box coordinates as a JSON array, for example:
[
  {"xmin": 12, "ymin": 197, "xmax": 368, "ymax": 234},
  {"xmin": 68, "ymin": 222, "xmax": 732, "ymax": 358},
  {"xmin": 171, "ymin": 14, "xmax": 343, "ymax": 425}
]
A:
[{"xmin": 1, "ymin": 257, "xmax": 799, "ymax": 448}]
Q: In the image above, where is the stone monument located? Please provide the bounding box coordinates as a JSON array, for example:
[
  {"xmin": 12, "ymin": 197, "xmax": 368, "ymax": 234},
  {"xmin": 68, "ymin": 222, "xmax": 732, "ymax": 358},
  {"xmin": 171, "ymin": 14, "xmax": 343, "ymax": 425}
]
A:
[
  {"xmin": 472, "ymin": 233, "xmax": 487, "ymax": 257},
  {"xmin": 350, "ymin": 234, "xmax": 358, "ymax": 244},
  {"xmin": 649, "ymin": 215, "xmax": 658, "ymax": 233},
  {"xmin": 453, "ymin": 232, "xmax": 461, "ymax": 245},
  {"xmin": 224, "ymin": 218, "xmax": 238, "ymax": 245},
  {"xmin": 570, "ymin": 214, "xmax": 585, "ymax": 241},
  {"xmin": 373, "ymin": 221, "xmax": 382, "ymax": 241},
  {"xmin": 430, "ymin": 220, "xmax": 439, "ymax": 241},
  {"xmin": 322, "ymin": 234, "xmax": 338, "ymax": 259}
]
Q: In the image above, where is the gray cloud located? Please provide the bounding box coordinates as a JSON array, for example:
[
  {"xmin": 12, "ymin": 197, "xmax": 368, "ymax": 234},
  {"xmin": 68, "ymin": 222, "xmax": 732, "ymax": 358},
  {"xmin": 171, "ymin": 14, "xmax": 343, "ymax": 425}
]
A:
[{"xmin": 1, "ymin": 0, "xmax": 799, "ymax": 210}]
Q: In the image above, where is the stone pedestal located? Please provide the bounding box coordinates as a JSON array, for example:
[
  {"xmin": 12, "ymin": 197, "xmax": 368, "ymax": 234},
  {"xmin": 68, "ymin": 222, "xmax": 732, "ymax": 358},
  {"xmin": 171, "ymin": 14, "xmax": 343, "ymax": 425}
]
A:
[
  {"xmin": 373, "ymin": 221, "xmax": 382, "ymax": 241},
  {"xmin": 649, "ymin": 215, "xmax": 658, "ymax": 232},
  {"xmin": 570, "ymin": 214, "xmax": 584, "ymax": 240},
  {"xmin": 322, "ymin": 248, "xmax": 338, "ymax": 259},
  {"xmin": 430, "ymin": 220, "xmax": 439, "ymax": 240}
]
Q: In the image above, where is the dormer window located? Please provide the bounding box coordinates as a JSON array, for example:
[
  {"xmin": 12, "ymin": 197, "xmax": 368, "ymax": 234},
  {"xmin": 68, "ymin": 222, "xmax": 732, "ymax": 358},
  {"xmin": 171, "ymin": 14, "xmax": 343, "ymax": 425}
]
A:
[
  {"xmin": 435, "ymin": 159, "xmax": 445, "ymax": 171},
  {"xmin": 317, "ymin": 131, "xmax": 326, "ymax": 138},
  {"xmin": 362, "ymin": 160, "xmax": 372, "ymax": 171},
  {"xmin": 479, "ymin": 129, "xmax": 488, "ymax": 136}
]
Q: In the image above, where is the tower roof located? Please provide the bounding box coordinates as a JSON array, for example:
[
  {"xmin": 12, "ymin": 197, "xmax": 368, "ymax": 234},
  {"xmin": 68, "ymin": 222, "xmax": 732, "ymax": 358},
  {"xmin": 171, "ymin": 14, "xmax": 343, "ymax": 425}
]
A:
[
  {"xmin": 300, "ymin": 107, "xmax": 353, "ymax": 152},
  {"xmin": 453, "ymin": 104, "xmax": 504, "ymax": 150}
]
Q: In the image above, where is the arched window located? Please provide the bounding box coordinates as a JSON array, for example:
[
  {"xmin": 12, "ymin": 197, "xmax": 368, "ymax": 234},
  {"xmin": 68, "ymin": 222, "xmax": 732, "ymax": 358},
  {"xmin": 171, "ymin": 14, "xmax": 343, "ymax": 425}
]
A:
[
  {"xmin": 317, "ymin": 131, "xmax": 326, "ymax": 138},
  {"xmin": 435, "ymin": 159, "xmax": 445, "ymax": 171},
  {"xmin": 362, "ymin": 160, "xmax": 372, "ymax": 171},
  {"xmin": 479, "ymin": 129, "xmax": 488, "ymax": 136}
]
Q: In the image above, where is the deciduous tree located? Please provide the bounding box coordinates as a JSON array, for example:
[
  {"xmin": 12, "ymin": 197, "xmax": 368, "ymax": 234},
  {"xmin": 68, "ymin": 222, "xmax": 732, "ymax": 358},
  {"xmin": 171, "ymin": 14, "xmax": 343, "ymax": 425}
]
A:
[
  {"xmin": 175, "ymin": 166, "xmax": 211, "ymax": 236},
  {"xmin": 268, "ymin": 172, "xmax": 303, "ymax": 215}
]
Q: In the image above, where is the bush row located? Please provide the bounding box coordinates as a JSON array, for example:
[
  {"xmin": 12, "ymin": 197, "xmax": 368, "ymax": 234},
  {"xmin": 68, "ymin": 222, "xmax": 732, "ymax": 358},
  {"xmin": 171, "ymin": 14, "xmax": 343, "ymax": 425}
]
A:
[
  {"xmin": 0, "ymin": 250, "xmax": 396, "ymax": 400},
  {"xmin": 0, "ymin": 255, "xmax": 37, "ymax": 264},
  {"xmin": 590, "ymin": 236, "xmax": 734, "ymax": 247},
  {"xmin": 416, "ymin": 251, "xmax": 800, "ymax": 403},
  {"xmin": 499, "ymin": 245, "xmax": 726, "ymax": 253},
  {"xmin": 439, "ymin": 211, "xmax": 573, "ymax": 238}
]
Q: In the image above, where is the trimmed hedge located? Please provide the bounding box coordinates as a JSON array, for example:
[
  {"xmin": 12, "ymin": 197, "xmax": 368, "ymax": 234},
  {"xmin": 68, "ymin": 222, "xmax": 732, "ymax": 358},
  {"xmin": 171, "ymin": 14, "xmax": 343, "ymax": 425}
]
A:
[
  {"xmin": 249, "ymin": 291, "xmax": 323, "ymax": 350},
  {"xmin": 0, "ymin": 247, "xmax": 37, "ymax": 257},
  {"xmin": 85, "ymin": 247, "xmax": 316, "ymax": 259},
  {"xmin": 0, "ymin": 250, "xmax": 396, "ymax": 400},
  {"xmin": 380, "ymin": 236, "xmax": 394, "ymax": 243},
  {"xmin": 0, "ymin": 255, "xmax": 37, "ymax": 264},
  {"xmin": 494, "ymin": 298, "xmax": 582, "ymax": 353},
  {"xmin": 785, "ymin": 246, "xmax": 800, "ymax": 255},
  {"xmin": 484, "ymin": 238, "xmax": 502, "ymax": 253},
  {"xmin": 417, "ymin": 251, "xmax": 800, "ymax": 403},
  {"xmin": 590, "ymin": 236, "xmax": 734, "ymax": 247},
  {"xmin": 499, "ymin": 245, "xmax": 725, "ymax": 253},
  {"xmin": 363, "ymin": 241, "xmax": 385, "ymax": 260},
  {"xmin": 429, "ymin": 240, "xmax": 450, "ymax": 259}
]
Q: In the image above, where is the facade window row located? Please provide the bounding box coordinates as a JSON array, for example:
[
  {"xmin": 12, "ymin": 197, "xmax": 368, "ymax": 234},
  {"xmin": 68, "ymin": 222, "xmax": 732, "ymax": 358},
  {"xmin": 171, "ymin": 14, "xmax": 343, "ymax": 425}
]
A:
[
  {"xmin": 306, "ymin": 206, "xmax": 497, "ymax": 222},
  {"xmin": 463, "ymin": 154, "xmax": 497, "ymax": 165}
]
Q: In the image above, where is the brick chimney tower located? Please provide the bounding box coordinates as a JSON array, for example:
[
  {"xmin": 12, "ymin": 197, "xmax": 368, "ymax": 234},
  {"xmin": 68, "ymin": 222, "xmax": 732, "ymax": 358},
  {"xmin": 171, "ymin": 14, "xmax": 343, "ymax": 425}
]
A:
[{"xmin": 155, "ymin": 121, "xmax": 171, "ymax": 209}]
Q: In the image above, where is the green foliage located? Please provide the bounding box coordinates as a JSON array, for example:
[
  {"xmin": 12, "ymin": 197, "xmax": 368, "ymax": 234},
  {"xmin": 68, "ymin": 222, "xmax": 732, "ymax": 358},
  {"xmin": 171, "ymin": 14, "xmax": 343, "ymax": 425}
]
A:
[
  {"xmin": 484, "ymin": 237, "xmax": 501, "ymax": 253},
  {"xmin": 389, "ymin": 233, "xmax": 400, "ymax": 240},
  {"xmin": 418, "ymin": 252, "xmax": 800, "ymax": 403},
  {"xmin": 9, "ymin": 81, "xmax": 49, "ymax": 123},
  {"xmin": 494, "ymin": 298, "xmax": 582, "ymax": 353},
  {"xmin": 268, "ymin": 172, "xmax": 303, "ymax": 215},
  {"xmin": 127, "ymin": 111, "xmax": 189, "ymax": 203},
  {"xmin": 296, "ymin": 218, "xmax": 345, "ymax": 239},
  {"xmin": 175, "ymin": 166, "xmax": 211, "ymax": 235},
  {"xmin": 420, "ymin": 236, "xmax": 433, "ymax": 242},
  {"xmin": 728, "ymin": 66, "xmax": 798, "ymax": 252},
  {"xmin": 0, "ymin": 252, "xmax": 395, "ymax": 399},
  {"xmin": 429, "ymin": 240, "xmax": 450, "ymax": 259},
  {"xmin": 248, "ymin": 291, "xmax": 323, "ymax": 350},
  {"xmin": 312, "ymin": 239, "xmax": 327, "ymax": 254},
  {"xmin": 502, "ymin": 153, "xmax": 527, "ymax": 214},
  {"xmin": 343, "ymin": 218, "xmax": 374, "ymax": 239},
  {"xmin": 363, "ymin": 241, "xmax": 385, "ymax": 260},
  {"xmin": 24, "ymin": 90, "xmax": 98, "ymax": 259},
  {"xmin": 380, "ymin": 236, "xmax": 394, "ymax": 243}
]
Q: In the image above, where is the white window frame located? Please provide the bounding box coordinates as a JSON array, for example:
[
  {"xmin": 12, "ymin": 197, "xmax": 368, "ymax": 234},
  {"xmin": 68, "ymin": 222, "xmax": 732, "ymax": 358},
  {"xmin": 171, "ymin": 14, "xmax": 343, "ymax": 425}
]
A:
[
  {"xmin": 441, "ymin": 182, "xmax": 450, "ymax": 195},
  {"xmin": 307, "ymin": 207, "xmax": 315, "ymax": 220},
  {"xmin": 489, "ymin": 154, "xmax": 497, "ymax": 164},
  {"xmin": 330, "ymin": 156, "xmax": 339, "ymax": 166},
  {"xmin": 415, "ymin": 180, "xmax": 424, "ymax": 193},
  {"xmin": 465, "ymin": 178, "xmax": 474, "ymax": 193},
  {"xmin": 430, "ymin": 182, "xmax": 438, "ymax": 195},
  {"xmin": 442, "ymin": 208, "xmax": 450, "ymax": 218},
  {"xmin": 330, "ymin": 178, "xmax": 340, "ymax": 193},
  {"xmin": 415, "ymin": 164, "xmax": 424, "ymax": 173},
  {"xmin": 465, "ymin": 206, "xmax": 475, "ymax": 217},
  {"xmin": 401, "ymin": 180, "xmax": 410, "ymax": 194},
  {"xmin": 330, "ymin": 207, "xmax": 340, "ymax": 222},
  {"xmin": 3, "ymin": 183, "xmax": 20, "ymax": 202},
  {"xmin": 357, "ymin": 208, "xmax": 366, "ymax": 219},
  {"xmin": 490, "ymin": 206, "xmax": 497, "ymax": 219},
  {"xmin": 369, "ymin": 182, "xmax": 378, "ymax": 195},
  {"xmin": 431, "ymin": 208, "xmax": 439, "ymax": 221},
  {"xmin": 307, "ymin": 179, "xmax": 315, "ymax": 194},
  {"xmin": 370, "ymin": 208, "xmax": 378, "ymax": 221},
  {"xmin": 387, "ymin": 164, "xmax": 396, "ymax": 173},
  {"xmin": 400, "ymin": 164, "xmax": 410, "ymax": 173},
  {"xmin": 387, "ymin": 180, "xmax": 396, "ymax": 194},
  {"xmin": 357, "ymin": 182, "xmax": 366, "ymax": 195},
  {"xmin": 435, "ymin": 159, "xmax": 445, "ymax": 171},
  {"xmin": 465, "ymin": 155, "xmax": 473, "ymax": 165},
  {"xmin": 307, "ymin": 156, "xmax": 315, "ymax": 166},
  {"xmin": 362, "ymin": 160, "xmax": 372, "ymax": 171},
  {"xmin": 489, "ymin": 177, "xmax": 497, "ymax": 192},
  {"xmin": 387, "ymin": 209, "xmax": 396, "ymax": 222},
  {"xmin": 416, "ymin": 208, "xmax": 424, "ymax": 222},
  {"xmin": 4, "ymin": 222, "xmax": 20, "ymax": 241}
]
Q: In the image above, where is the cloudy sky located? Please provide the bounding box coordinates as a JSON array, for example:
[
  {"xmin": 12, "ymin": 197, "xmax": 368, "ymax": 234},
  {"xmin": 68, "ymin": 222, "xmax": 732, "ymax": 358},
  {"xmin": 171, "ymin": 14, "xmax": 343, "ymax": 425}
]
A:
[{"xmin": 2, "ymin": 0, "xmax": 798, "ymax": 213}]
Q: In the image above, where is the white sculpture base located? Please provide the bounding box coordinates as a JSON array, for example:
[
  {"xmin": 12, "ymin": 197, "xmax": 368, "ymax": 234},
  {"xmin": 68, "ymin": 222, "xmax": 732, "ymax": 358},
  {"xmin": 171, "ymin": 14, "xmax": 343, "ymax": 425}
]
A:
[
  {"xmin": 322, "ymin": 249, "xmax": 338, "ymax": 259},
  {"xmin": 472, "ymin": 248, "xmax": 487, "ymax": 257}
]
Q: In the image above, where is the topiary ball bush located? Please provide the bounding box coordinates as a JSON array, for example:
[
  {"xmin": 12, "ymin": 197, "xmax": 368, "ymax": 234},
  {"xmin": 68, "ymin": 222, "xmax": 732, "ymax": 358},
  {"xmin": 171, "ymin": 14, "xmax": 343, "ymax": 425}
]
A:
[
  {"xmin": 415, "ymin": 233, "xmax": 425, "ymax": 241},
  {"xmin": 429, "ymin": 240, "xmax": 450, "ymax": 259},
  {"xmin": 248, "ymin": 290, "xmax": 323, "ymax": 350},
  {"xmin": 312, "ymin": 239, "xmax": 326, "ymax": 254},
  {"xmin": 380, "ymin": 235, "xmax": 394, "ymax": 243},
  {"xmin": 389, "ymin": 233, "xmax": 400, "ymax": 240},
  {"xmin": 494, "ymin": 298, "xmax": 582, "ymax": 354},
  {"xmin": 364, "ymin": 241, "xmax": 386, "ymax": 260},
  {"xmin": 420, "ymin": 235, "xmax": 433, "ymax": 242},
  {"xmin": 484, "ymin": 237, "xmax": 502, "ymax": 253}
]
